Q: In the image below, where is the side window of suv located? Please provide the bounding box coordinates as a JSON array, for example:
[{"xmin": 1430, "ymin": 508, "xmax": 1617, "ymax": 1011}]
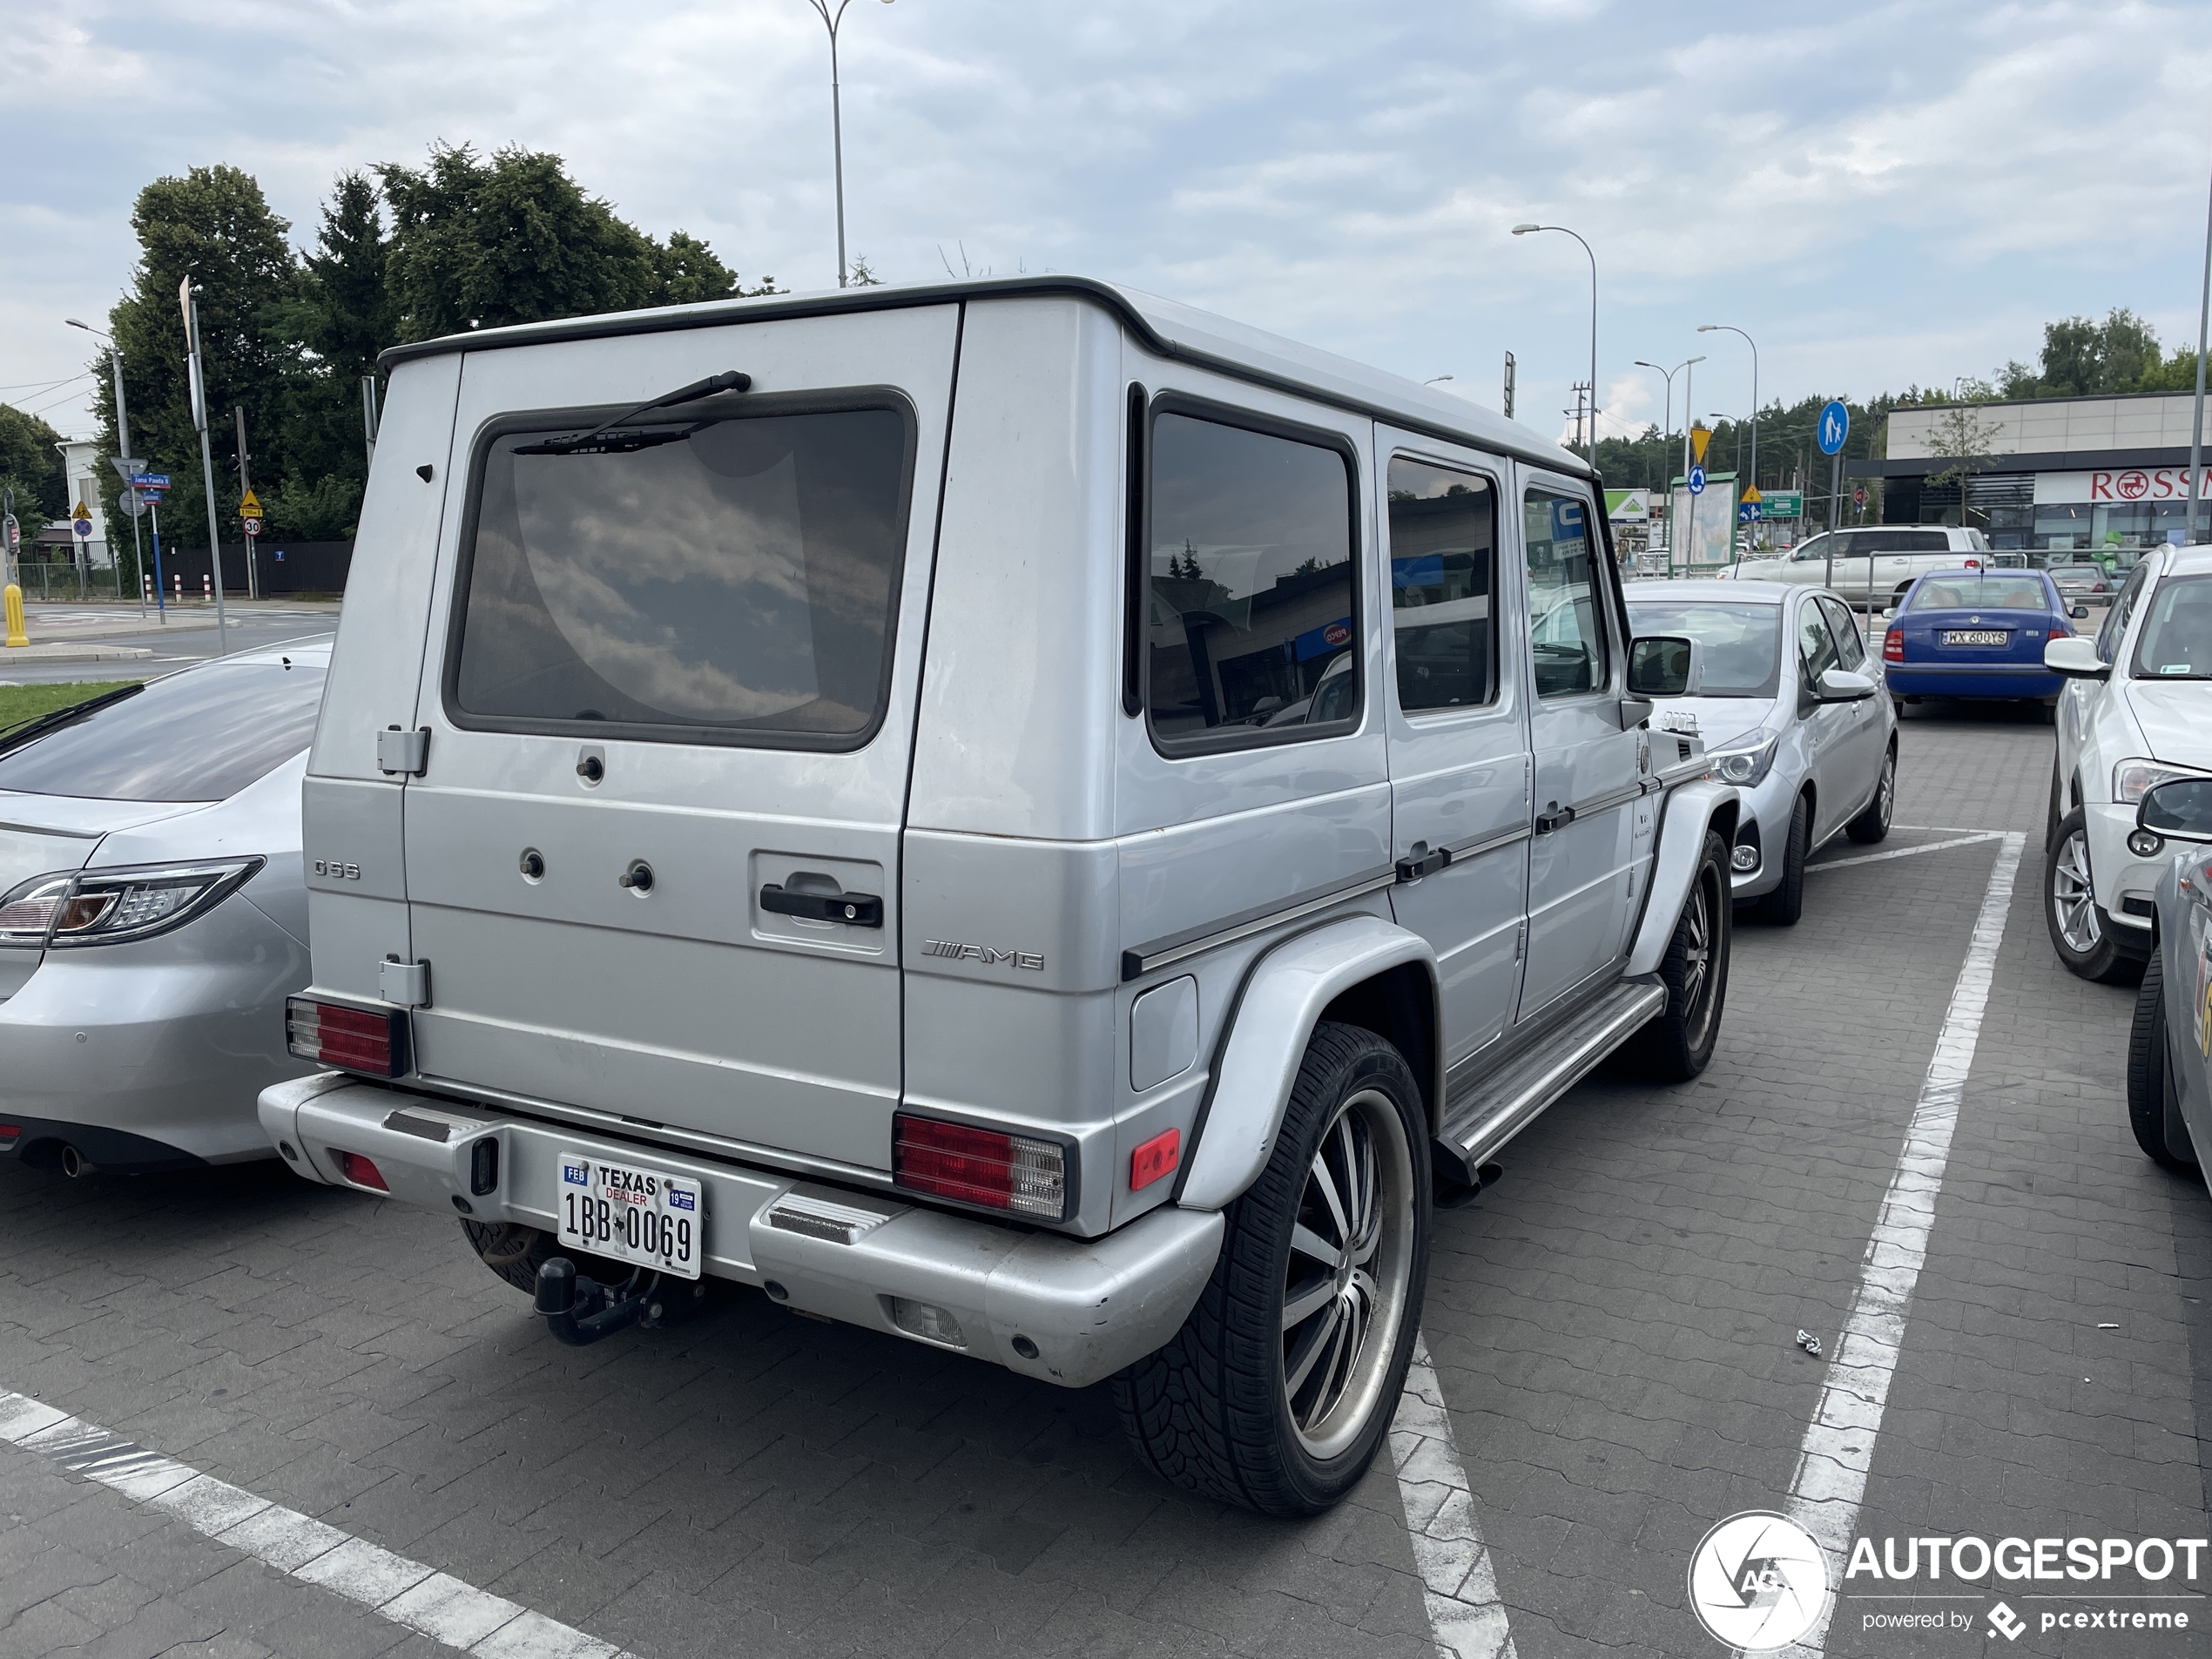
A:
[
  {"xmin": 2096, "ymin": 564, "xmax": 2151, "ymax": 664},
  {"xmin": 1143, "ymin": 407, "xmax": 1359, "ymax": 748},
  {"xmin": 1525, "ymin": 489, "xmax": 1607, "ymax": 698},
  {"xmin": 1791, "ymin": 534, "xmax": 1830, "ymax": 563},
  {"xmin": 1388, "ymin": 457, "xmax": 1497, "ymax": 712}
]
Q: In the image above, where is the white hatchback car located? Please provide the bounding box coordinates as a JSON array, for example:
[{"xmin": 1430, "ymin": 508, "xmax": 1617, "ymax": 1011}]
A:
[
  {"xmin": 1626, "ymin": 579, "xmax": 1897, "ymax": 922},
  {"xmin": 2045, "ymin": 544, "xmax": 2212, "ymax": 981}
]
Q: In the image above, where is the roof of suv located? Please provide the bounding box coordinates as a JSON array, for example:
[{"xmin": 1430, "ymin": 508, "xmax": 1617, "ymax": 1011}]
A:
[{"xmin": 374, "ymin": 274, "xmax": 1593, "ymax": 480}]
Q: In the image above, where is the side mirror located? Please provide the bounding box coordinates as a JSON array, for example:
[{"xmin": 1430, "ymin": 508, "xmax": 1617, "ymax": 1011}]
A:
[
  {"xmin": 2044, "ymin": 636, "xmax": 2108, "ymax": 679},
  {"xmin": 2070, "ymin": 604, "xmax": 2090, "ymax": 620},
  {"xmin": 1817, "ymin": 666, "xmax": 1878, "ymax": 703},
  {"xmin": 1882, "ymin": 606, "xmax": 1898, "ymax": 620},
  {"xmin": 1628, "ymin": 635, "xmax": 1703, "ymax": 698},
  {"xmin": 2139, "ymin": 778, "xmax": 2212, "ymax": 844}
]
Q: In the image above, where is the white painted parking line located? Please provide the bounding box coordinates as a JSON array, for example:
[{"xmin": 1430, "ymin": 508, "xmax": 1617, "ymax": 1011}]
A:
[
  {"xmin": 0, "ymin": 1387, "xmax": 631, "ymax": 1659},
  {"xmin": 1809, "ymin": 832, "xmax": 2006, "ymax": 873},
  {"xmin": 1770, "ymin": 831, "xmax": 2024, "ymax": 1657},
  {"xmin": 1392, "ymin": 1330, "xmax": 1519, "ymax": 1659}
]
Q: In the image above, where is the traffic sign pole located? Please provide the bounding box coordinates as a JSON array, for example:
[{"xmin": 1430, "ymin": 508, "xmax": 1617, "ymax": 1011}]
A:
[
  {"xmin": 183, "ymin": 280, "xmax": 229, "ymax": 655},
  {"xmin": 1817, "ymin": 400, "xmax": 1851, "ymax": 597}
]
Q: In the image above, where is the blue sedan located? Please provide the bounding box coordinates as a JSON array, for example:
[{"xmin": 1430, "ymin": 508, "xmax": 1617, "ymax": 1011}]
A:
[{"xmin": 1880, "ymin": 568, "xmax": 2088, "ymax": 721}]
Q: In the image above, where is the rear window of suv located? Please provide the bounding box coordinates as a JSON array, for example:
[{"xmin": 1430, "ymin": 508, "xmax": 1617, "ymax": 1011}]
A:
[{"xmin": 449, "ymin": 403, "xmax": 913, "ymax": 749}]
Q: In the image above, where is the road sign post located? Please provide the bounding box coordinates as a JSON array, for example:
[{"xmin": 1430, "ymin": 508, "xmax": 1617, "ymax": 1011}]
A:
[
  {"xmin": 181, "ymin": 277, "xmax": 229, "ymax": 654},
  {"xmin": 238, "ymin": 487, "xmax": 264, "ymax": 599},
  {"xmin": 1817, "ymin": 400, "xmax": 1851, "ymax": 592}
]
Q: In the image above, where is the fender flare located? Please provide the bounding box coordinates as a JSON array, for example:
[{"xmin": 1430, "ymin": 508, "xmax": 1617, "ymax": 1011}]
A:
[
  {"xmin": 1176, "ymin": 914, "xmax": 1439, "ymax": 1212},
  {"xmin": 1626, "ymin": 779, "xmax": 1739, "ymax": 977}
]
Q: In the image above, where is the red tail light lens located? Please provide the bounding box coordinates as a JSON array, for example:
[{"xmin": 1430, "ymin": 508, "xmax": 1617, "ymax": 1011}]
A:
[
  {"xmin": 1130, "ymin": 1127, "xmax": 1181, "ymax": 1191},
  {"xmin": 286, "ymin": 997, "xmax": 410, "ymax": 1077},
  {"xmin": 0, "ymin": 1124, "xmax": 19, "ymax": 1145},
  {"xmin": 893, "ymin": 1113, "xmax": 1067, "ymax": 1219},
  {"xmin": 1883, "ymin": 631, "xmax": 1905, "ymax": 663},
  {"xmin": 332, "ymin": 1150, "xmax": 388, "ymax": 1191}
]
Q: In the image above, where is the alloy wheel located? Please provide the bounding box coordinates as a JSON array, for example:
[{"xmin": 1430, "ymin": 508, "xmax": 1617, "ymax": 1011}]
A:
[
  {"xmin": 1877, "ymin": 751, "xmax": 1896, "ymax": 831},
  {"xmin": 1281, "ymin": 1088, "xmax": 1415, "ymax": 1461},
  {"xmin": 2050, "ymin": 828, "xmax": 2101, "ymax": 954}
]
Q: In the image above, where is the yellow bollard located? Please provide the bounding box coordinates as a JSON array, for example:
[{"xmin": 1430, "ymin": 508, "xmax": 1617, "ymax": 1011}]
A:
[{"xmin": 3, "ymin": 583, "xmax": 25, "ymax": 649}]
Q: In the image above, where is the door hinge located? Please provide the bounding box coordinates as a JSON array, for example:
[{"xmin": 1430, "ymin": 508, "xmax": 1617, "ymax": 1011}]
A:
[
  {"xmin": 377, "ymin": 725, "xmax": 429, "ymax": 776},
  {"xmin": 380, "ymin": 957, "xmax": 431, "ymax": 1008}
]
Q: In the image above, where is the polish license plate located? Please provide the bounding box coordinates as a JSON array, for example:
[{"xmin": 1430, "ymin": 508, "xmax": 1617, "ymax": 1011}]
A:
[
  {"xmin": 556, "ymin": 1150, "xmax": 704, "ymax": 1279},
  {"xmin": 1941, "ymin": 630, "xmax": 2008, "ymax": 646}
]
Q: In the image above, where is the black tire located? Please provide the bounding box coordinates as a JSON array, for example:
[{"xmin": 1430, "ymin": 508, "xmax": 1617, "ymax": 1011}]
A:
[
  {"xmin": 1618, "ymin": 828, "xmax": 1732, "ymax": 1082},
  {"xmin": 461, "ymin": 1220, "xmax": 633, "ymax": 1296},
  {"xmin": 1115, "ymin": 1022, "xmax": 1430, "ymax": 1516},
  {"xmin": 1891, "ymin": 694, "xmax": 1907, "ymax": 720},
  {"xmin": 2044, "ymin": 807, "xmax": 2139, "ymax": 984},
  {"xmin": 2128, "ymin": 953, "xmax": 2199, "ymax": 1172},
  {"xmin": 2045, "ymin": 755, "xmax": 2064, "ymax": 852},
  {"xmin": 2037, "ymin": 698, "xmax": 2058, "ymax": 727},
  {"xmin": 1845, "ymin": 741, "xmax": 1896, "ymax": 844},
  {"xmin": 1756, "ymin": 795, "xmax": 1810, "ymax": 925}
]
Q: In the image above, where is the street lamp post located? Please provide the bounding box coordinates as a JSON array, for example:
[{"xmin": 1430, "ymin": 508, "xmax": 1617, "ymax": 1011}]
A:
[
  {"xmin": 1698, "ymin": 323, "xmax": 1758, "ymax": 548},
  {"xmin": 2188, "ymin": 146, "xmax": 2212, "ymax": 547},
  {"xmin": 180, "ymin": 278, "xmax": 229, "ymax": 656},
  {"xmin": 1512, "ymin": 223, "xmax": 1598, "ymax": 469},
  {"xmin": 66, "ymin": 318, "xmax": 145, "ymax": 617},
  {"xmin": 804, "ymin": 0, "xmax": 895, "ymax": 290}
]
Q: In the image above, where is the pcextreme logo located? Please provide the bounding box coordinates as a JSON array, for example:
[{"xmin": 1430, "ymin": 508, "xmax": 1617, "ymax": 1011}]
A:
[{"xmin": 1689, "ymin": 1511, "xmax": 1831, "ymax": 1651}]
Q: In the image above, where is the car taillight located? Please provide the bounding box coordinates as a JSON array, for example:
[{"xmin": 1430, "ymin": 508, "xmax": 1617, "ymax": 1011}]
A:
[
  {"xmin": 0, "ymin": 1124, "xmax": 19, "ymax": 1145},
  {"xmin": 332, "ymin": 1150, "xmax": 388, "ymax": 1191},
  {"xmin": 893, "ymin": 1112, "xmax": 1067, "ymax": 1219},
  {"xmin": 2047, "ymin": 629, "xmax": 2067, "ymax": 640},
  {"xmin": 286, "ymin": 996, "xmax": 410, "ymax": 1078},
  {"xmin": 1883, "ymin": 631, "xmax": 1905, "ymax": 662}
]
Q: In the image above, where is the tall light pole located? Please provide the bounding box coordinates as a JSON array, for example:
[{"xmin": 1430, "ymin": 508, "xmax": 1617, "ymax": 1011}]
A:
[
  {"xmin": 1697, "ymin": 323, "xmax": 1758, "ymax": 525},
  {"xmin": 67, "ymin": 318, "xmax": 145, "ymax": 616},
  {"xmin": 180, "ymin": 277, "xmax": 229, "ymax": 656},
  {"xmin": 2188, "ymin": 144, "xmax": 2211, "ymax": 547},
  {"xmin": 1634, "ymin": 355, "xmax": 1705, "ymax": 485},
  {"xmin": 1512, "ymin": 223, "xmax": 1598, "ymax": 469},
  {"xmin": 804, "ymin": 0, "xmax": 895, "ymax": 289}
]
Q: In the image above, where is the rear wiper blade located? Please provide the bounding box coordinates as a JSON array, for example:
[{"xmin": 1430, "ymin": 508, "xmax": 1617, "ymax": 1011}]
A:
[
  {"xmin": 523, "ymin": 368, "xmax": 752, "ymax": 456},
  {"xmin": 0, "ymin": 682, "xmax": 145, "ymax": 757}
]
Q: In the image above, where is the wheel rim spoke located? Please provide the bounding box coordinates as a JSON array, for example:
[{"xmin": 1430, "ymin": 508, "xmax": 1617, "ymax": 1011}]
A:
[
  {"xmin": 1281, "ymin": 1276, "xmax": 1337, "ymax": 1332},
  {"xmin": 1285, "ymin": 1298, "xmax": 1342, "ymax": 1399},
  {"xmin": 1309, "ymin": 1150, "xmax": 1352, "ymax": 1242},
  {"xmin": 1289, "ymin": 1223, "xmax": 1341, "ymax": 1267}
]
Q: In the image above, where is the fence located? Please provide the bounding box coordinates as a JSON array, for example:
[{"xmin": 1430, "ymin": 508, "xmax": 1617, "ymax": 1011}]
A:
[{"xmin": 134, "ymin": 541, "xmax": 354, "ymax": 597}]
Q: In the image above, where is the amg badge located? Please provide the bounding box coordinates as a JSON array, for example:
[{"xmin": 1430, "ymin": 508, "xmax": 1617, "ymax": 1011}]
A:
[{"xmin": 922, "ymin": 939, "xmax": 1045, "ymax": 971}]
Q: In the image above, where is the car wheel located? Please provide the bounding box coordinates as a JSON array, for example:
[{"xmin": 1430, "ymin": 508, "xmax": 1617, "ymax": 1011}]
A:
[
  {"xmin": 1756, "ymin": 794, "xmax": 1810, "ymax": 924},
  {"xmin": 2045, "ymin": 755, "xmax": 2064, "ymax": 852},
  {"xmin": 2127, "ymin": 952, "xmax": 2199, "ymax": 1171},
  {"xmin": 2044, "ymin": 807, "xmax": 2139, "ymax": 984},
  {"xmin": 2038, "ymin": 697, "xmax": 2059, "ymax": 726},
  {"xmin": 1114, "ymin": 1022, "xmax": 1428, "ymax": 1516},
  {"xmin": 1845, "ymin": 742, "xmax": 1896, "ymax": 844},
  {"xmin": 1892, "ymin": 694, "xmax": 1907, "ymax": 720},
  {"xmin": 1618, "ymin": 829, "xmax": 1732, "ymax": 1082}
]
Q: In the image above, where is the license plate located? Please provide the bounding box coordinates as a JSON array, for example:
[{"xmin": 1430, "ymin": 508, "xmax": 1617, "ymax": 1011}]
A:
[
  {"xmin": 556, "ymin": 1150, "xmax": 705, "ymax": 1279},
  {"xmin": 1941, "ymin": 630, "xmax": 2009, "ymax": 646}
]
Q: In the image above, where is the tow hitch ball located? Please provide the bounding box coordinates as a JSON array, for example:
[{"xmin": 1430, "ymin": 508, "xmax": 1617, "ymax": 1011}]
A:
[{"xmin": 534, "ymin": 1257, "xmax": 654, "ymax": 1346}]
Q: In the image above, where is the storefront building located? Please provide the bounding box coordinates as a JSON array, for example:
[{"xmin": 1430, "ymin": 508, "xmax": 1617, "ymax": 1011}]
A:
[{"xmin": 1851, "ymin": 391, "xmax": 2212, "ymax": 555}]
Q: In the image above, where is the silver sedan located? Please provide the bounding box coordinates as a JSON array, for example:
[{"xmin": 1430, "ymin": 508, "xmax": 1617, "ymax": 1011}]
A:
[
  {"xmin": 0, "ymin": 641, "xmax": 327, "ymax": 1176},
  {"xmin": 1627, "ymin": 580, "xmax": 1897, "ymax": 923}
]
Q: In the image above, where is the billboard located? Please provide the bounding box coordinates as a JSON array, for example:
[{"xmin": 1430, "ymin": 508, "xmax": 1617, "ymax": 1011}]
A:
[{"xmin": 1669, "ymin": 473, "xmax": 1739, "ymax": 566}]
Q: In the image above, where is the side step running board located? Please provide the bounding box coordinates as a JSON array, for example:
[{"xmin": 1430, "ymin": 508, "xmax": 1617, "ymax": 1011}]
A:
[{"xmin": 1432, "ymin": 975, "xmax": 1669, "ymax": 1188}]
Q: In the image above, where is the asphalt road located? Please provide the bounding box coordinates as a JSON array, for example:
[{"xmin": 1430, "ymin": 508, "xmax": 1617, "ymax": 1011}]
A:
[{"xmin": 0, "ymin": 603, "xmax": 341, "ymax": 687}]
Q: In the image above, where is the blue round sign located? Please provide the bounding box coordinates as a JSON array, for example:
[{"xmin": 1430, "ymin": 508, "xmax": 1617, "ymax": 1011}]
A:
[
  {"xmin": 1817, "ymin": 400, "xmax": 1850, "ymax": 456},
  {"xmin": 1687, "ymin": 465, "xmax": 1707, "ymax": 496}
]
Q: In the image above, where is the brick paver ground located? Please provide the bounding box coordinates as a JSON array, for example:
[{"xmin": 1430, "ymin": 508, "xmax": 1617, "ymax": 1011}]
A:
[{"xmin": 0, "ymin": 702, "xmax": 2203, "ymax": 1658}]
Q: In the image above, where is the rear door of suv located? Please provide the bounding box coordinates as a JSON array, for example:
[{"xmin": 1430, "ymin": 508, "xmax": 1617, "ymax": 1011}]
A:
[{"xmin": 400, "ymin": 307, "xmax": 960, "ymax": 1176}]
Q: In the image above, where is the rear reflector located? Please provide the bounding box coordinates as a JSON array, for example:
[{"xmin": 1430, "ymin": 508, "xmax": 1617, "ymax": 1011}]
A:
[
  {"xmin": 1130, "ymin": 1127, "xmax": 1181, "ymax": 1190},
  {"xmin": 893, "ymin": 1112, "xmax": 1066, "ymax": 1220},
  {"xmin": 333, "ymin": 1150, "xmax": 388, "ymax": 1191},
  {"xmin": 287, "ymin": 996, "xmax": 409, "ymax": 1077}
]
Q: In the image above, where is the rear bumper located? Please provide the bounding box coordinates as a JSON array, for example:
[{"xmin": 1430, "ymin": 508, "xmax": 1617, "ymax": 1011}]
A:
[
  {"xmin": 258, "ymin": 1075, "xmax": 1223, "ymax": 1389},
  {"xmin": 1886, "ymin": 664, "xmax": 2062, "ymax": 699}
]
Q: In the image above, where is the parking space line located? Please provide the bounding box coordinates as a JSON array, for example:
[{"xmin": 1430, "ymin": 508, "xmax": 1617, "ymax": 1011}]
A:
[
  {"xmin": 1771, "ymin": 831, "xmax": 2025, "ymax": 1657},
  {"xmin": 0, "ymin": 1386, "xmax": 631, "ymax": 1659},
  {"xmin": 1809, "ymin": 832, "xmax": 2006, "ymax": 873},
  {"xmin": 1391, "ymin": 1331, "xmax": 1519, "ymax": 1659}
]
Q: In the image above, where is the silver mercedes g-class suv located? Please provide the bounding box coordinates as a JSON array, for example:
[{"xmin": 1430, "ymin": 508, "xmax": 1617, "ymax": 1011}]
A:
[{"xmin": 260, "ymin": 276, "xmax": 1738, "ymax": 1515}]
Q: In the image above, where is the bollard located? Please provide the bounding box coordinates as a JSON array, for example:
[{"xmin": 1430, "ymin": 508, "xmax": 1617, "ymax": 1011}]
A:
[
  {"xmin": 143, "ymin": 573, "xmax": 153, "ymax": 603},
  {"xmin": 3, "ymin": 583, "xmax": 26, "ymax": 648},
  {"xmin": 202, "ymin": 574, "xmax": 212, "ymax": 603}
]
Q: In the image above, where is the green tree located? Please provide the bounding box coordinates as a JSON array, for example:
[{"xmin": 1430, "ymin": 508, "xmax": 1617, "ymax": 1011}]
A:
[{"xmin": 0, "ymin": 403, "xmax": 70, "ymax": 529}]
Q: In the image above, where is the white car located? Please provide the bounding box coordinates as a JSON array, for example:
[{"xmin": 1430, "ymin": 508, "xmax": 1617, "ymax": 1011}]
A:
[
  {"xmin": 1626, "ymin": 579, "xmax": 1897, "ymax": 922},
  {"xmin": 1733, "ymin": 525, "xmax": 1992, "ymax": 610},
  {"xmin": 2044, "ymin": 544, "xmax": 2212, "ymax": 981},
  {"xmin": 0, "ymin": 642, "xmax": 327, "ymax": 1174}
]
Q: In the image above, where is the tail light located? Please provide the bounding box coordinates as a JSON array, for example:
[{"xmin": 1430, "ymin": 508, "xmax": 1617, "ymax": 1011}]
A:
[
  {"xmin": 332, "ymin": 1150, "xmax": 388, "ymax": 1191},
  {"xmin": 0, "ymin": 1124, "xmax": 19, "ymax": 1146},
  {"xmin": 2047, "ymin": 629, "xmax": 2067, "ymax": 640},
  {"xmin": 1883, "ymin": 631, "xmax": 1905, "ymax": 662},
  {"xmin": 894, "ymin": 1112, "xmax": 1067, "ymax": 1219},
  {"xmin": 0, "ymin": 859, "xmax": 262, "ymax": 948},
  {"xmin": 287, "ymin": 996, "xmax": 411, "ymax": 1077}
]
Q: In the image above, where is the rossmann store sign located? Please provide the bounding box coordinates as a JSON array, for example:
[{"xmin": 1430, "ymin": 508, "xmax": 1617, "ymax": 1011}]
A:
[{"xmin": 2034, "ymin": 467, "xmax": 2212, "ymax": 503}]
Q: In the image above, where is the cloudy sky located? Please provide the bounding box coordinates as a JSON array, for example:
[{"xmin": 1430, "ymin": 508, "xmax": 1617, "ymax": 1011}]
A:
[{"xmin": 5, "ymin": 0, "xmax": 2210, "ymax": 458}]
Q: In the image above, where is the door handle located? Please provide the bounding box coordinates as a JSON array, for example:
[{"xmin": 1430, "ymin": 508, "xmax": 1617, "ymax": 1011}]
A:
[
  {"xmin": 759, "ymin": 884, "xmax": 884, "ymax": 927},
  {"xmin": 1534, "ymin": 804, "xmax": 1576, "ymax": 834}
]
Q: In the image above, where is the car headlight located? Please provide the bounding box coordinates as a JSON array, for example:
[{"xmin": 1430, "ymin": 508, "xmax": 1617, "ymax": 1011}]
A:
[
  {"xmin": 1709, "ymin": 732, "xmax": 1781, "ymax": 787},
  {"xmin": 2113, "ymin": 759, "xmax": 2207, "ymax": 806},
  {"xmin": 0, "ymin": 859, "xmax": 264, "ymax": 948}
]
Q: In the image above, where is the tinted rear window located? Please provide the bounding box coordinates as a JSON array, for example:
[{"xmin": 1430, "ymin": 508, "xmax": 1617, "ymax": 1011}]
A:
[
  {"xmin": 0, "ymin": 661, "xmax": 324, "ymax": 802},
  {"xmin": 1908, "ymin": 577, "xmax": 2048, "ymax": 611},
  {"xmin": 452, "ymin": 406, "xmax": 912, "ymax": 748},
  {"xmin": 2130, "ymin": 574, "xmax": 2212, "ymax": 679}
]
